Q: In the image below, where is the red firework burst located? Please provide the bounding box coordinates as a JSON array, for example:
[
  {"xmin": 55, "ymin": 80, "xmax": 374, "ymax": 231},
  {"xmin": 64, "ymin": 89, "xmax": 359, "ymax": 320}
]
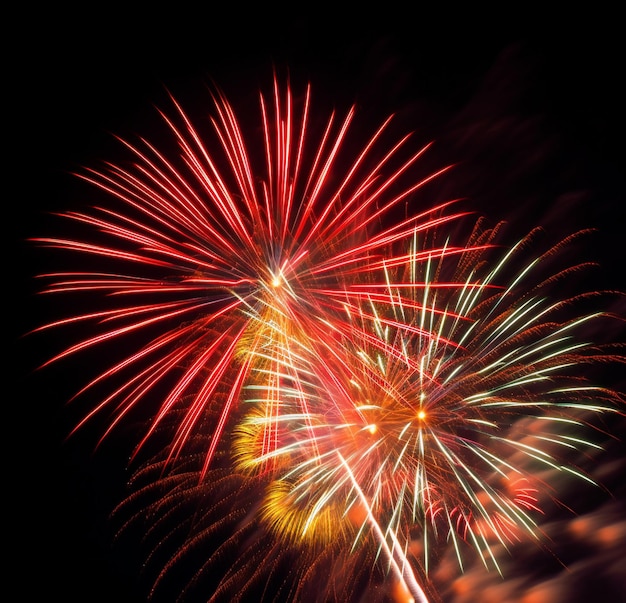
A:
[{"xmin": 32, "ymin": 74, "xmax": 474, "ymax": 477}]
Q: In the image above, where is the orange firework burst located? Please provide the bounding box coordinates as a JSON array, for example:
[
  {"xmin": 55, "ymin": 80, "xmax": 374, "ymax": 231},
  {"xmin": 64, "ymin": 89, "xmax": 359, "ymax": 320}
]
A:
[{"xmin": 232, "ymin": 219, "xmax": 624, "ymax": 598}]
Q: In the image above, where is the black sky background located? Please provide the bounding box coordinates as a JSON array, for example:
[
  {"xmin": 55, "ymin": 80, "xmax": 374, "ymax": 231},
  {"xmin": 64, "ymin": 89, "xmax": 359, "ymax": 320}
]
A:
[{"xmin": 11, "ymin": 5, "xmax": 626, "ymax": 603}]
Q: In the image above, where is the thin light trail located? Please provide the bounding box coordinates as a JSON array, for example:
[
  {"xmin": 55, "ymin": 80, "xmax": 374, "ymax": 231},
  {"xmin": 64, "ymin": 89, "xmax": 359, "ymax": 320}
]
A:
[{"xmin": 337, "ymin": 452, "xmax": 429, "ymax": 603}]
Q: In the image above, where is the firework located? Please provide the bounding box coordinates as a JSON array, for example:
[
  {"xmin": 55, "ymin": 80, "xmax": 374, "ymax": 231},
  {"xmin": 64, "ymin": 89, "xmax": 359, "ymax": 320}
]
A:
[
  {"xmin": 32, "ymin": 74, "xmax": 474, "ymax": 477},
  {"xmin": 33, "ymin": 74, "xmax": 625, "ymax": 603},
  {"xmin": 232, "ymin": 219, "xmax": 624, "ymax": 600}
]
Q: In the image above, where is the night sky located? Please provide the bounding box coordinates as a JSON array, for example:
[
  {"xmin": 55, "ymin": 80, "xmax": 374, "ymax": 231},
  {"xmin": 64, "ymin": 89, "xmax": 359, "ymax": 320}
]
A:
[{"xmin": 11, "ymin": 6, "xmax": 626, "ymax": 603}]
